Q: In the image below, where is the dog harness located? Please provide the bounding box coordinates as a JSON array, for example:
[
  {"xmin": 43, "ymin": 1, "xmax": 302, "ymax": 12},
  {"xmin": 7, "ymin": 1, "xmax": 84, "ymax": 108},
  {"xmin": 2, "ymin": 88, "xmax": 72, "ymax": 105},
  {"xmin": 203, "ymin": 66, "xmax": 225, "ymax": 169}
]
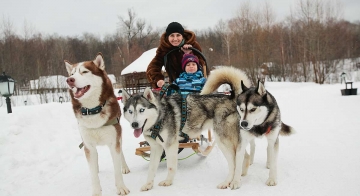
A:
[
  {"xmin": 149, "ymin": 120, "xmax": 164, "ymax": 142},
  {"xmin": 150, "ymin": 83, "xmax": 189, "ymax": 142}
]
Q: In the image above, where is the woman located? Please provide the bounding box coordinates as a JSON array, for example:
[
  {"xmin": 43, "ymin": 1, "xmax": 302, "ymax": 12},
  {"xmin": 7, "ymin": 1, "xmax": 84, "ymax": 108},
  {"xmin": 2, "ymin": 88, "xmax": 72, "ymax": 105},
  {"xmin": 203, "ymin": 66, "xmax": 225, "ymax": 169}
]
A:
[{"xmin": 146, "ymin": 22, "xmax": 208, "ymax": 88}]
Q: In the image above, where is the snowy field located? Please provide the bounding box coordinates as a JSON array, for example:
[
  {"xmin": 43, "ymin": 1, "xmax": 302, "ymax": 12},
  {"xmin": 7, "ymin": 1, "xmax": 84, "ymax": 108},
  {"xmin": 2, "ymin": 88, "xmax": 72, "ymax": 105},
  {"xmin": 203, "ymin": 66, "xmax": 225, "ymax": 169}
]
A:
[{"xmin": 1, "ymin": 81, "xmax": 360, "ymax": 196}]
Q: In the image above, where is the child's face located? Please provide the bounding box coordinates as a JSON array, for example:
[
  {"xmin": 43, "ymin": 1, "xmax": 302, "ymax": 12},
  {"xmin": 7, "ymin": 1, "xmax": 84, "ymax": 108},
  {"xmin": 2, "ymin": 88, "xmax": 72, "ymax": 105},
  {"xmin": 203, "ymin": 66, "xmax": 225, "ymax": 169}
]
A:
[{"xmin": 185, "ymin": 62, "xmax": 198, "ymax": 73}]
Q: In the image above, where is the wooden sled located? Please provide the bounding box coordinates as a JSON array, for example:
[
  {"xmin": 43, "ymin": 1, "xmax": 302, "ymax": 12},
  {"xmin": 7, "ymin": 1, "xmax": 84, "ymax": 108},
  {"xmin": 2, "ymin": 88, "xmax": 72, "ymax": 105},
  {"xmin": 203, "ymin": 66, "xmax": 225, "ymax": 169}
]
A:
[{"xmin": 135, "ymin": 130, "xmax": 215, "ymax": 158}]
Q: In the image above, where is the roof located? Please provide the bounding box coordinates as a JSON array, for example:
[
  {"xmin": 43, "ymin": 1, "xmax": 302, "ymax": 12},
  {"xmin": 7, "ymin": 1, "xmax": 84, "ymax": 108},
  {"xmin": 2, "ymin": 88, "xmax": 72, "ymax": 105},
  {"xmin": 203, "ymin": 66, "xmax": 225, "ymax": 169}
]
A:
[{"xmin": 121, "ymin": 48, "xmax": 157, "ymax": 75}]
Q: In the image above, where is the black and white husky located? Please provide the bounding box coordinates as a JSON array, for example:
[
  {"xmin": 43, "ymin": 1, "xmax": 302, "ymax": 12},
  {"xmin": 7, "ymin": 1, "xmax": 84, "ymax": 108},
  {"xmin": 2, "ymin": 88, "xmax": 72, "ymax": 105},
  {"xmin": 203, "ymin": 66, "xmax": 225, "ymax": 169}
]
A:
[
  {"xmin": 122, "ymin": 66, "xmax": 294, "ymax": 191},
  {"xmin": 65, "ymin": 53, "xmax": 130, "ymax": 196}
]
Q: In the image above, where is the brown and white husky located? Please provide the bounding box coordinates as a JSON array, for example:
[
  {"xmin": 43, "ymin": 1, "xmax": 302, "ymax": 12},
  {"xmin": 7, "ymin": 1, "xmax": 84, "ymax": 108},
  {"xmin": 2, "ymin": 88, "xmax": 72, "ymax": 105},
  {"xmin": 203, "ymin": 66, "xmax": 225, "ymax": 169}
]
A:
[{"xmin": 65, "ymin": 53, "xmax": 130, "ymax": 196}]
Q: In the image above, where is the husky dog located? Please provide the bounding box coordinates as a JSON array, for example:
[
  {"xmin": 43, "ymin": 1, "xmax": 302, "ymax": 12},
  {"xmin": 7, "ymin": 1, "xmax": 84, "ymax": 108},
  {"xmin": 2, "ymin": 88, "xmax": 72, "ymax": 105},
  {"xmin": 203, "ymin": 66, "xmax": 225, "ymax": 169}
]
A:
[
  {"xmin": 121, "ymin": 80, "xmax": 252, "ymax": 191},
  {"xmin": 201, "ymin": 66, "xmax": 295, "ymax": 187},
  {"xmin": 65, "ymin": 53, "xmax": 130, "ymax": 196}
]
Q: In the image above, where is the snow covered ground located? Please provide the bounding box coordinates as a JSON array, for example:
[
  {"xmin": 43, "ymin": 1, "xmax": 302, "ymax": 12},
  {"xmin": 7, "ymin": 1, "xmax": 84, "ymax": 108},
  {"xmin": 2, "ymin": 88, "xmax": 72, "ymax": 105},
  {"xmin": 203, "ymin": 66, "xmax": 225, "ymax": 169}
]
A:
[{"xmin": 1, "ymin": 81, "xmax": 360, "ymax": 196}]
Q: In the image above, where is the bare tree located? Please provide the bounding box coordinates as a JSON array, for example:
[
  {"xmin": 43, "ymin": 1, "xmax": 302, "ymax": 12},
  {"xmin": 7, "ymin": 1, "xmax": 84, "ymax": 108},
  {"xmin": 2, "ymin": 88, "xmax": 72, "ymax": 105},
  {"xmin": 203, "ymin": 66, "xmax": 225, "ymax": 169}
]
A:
[
  {"xmin": 215, "ymin": 20, "xmax": 233, "ymax": 65},
  {"xmin": 118, "ymin": 8, "xmax": 141, "ymax": 62}
]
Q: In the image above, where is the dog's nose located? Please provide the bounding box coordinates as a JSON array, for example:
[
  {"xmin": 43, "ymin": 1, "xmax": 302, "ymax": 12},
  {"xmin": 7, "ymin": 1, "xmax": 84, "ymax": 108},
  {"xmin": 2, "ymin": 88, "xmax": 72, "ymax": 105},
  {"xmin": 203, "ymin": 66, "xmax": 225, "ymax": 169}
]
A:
[
  {"xmin": 66, "ymin": 77, "xmax": 75, "ymax": 85},
  {"xmin": 131, "ymin": 122, "xmax": 139, "ymax": 128},
  {"xmin": 241, "ymin": 121, "xmax": 248, "ymax": 128}
]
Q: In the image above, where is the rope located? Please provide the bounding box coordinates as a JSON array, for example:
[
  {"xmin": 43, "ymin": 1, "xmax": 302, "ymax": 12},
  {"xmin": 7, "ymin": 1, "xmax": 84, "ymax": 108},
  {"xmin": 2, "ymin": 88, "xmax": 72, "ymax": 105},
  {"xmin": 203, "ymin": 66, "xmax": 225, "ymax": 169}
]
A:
[{"xmin": 141, "ymin": 151, "xmax": 197, "ymax": 162}]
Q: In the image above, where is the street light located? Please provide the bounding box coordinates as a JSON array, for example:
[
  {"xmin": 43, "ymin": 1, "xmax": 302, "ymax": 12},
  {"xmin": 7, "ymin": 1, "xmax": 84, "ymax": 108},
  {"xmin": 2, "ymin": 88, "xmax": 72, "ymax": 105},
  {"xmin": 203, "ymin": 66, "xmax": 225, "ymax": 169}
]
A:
[{"xmin": 0, "ymin": 72, "xmax": 15, "ymax": 113}]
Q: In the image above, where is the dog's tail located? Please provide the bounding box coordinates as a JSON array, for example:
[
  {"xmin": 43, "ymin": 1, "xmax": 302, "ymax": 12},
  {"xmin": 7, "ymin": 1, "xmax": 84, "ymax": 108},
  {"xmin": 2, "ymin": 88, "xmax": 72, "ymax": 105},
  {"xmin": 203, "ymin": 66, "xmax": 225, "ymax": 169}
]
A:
[
  {"xmin": 280, "ymin": 122, "xmax": 296, "ymax": 136},
  {"xmin": 201, "ymin": 66, "xmax": 252, "ymax": 95}
]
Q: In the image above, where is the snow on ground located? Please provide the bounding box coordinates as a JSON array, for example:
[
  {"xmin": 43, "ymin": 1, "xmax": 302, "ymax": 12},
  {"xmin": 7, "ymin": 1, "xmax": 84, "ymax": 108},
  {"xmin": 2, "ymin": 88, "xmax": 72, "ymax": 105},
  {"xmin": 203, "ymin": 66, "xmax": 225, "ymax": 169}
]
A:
[{"xmin": 1, "ymin": 81, "xmax": 360, "ymax": 196}]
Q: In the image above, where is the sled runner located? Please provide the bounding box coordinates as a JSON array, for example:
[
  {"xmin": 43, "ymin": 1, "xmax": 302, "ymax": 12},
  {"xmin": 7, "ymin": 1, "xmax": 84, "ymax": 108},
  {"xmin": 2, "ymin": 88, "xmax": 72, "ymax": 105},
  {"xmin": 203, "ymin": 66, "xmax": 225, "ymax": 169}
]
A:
[{"xmin": 135, "ymin": 130, "xmax": 216, "ymax": 158}]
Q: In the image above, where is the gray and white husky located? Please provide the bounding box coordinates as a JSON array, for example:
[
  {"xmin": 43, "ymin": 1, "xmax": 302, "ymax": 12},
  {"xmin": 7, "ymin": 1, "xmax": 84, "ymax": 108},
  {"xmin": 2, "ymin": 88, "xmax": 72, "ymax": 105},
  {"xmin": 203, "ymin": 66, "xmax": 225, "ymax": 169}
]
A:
[
  {"xmin": 201, "ymin": 66, "xmax": 295, "ymax": 187},
  {"xmin": 122, "ymin": 66, "xmax": 294, "ymax": 191}
]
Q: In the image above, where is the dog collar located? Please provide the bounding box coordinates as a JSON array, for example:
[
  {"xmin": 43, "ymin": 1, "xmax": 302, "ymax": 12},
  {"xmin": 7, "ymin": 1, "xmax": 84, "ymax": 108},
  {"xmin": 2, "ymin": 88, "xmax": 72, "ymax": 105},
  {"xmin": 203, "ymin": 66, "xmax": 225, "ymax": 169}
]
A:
[{"xmin": 81, "ymin": 101, "xmax": 106, "ymax": 115}]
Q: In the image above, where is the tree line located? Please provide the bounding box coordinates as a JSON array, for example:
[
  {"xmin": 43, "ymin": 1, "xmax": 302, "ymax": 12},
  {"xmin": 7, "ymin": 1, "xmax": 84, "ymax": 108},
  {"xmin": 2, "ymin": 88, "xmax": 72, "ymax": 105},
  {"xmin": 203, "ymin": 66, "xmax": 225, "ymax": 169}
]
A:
[{"xmin": 0, "ymin": 0, "xmax": 359, "ymax": 93}]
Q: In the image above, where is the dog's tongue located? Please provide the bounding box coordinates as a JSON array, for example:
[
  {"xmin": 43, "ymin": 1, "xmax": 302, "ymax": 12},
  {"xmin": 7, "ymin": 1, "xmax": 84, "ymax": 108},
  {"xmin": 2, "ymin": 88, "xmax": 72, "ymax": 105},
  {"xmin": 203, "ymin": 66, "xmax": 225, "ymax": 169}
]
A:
[
  {"xmin": 74, "ymin": 85, "xmax": 90, "ymax": 99},
  {"xmin": 74, "ymin": 87, "xmax": 85, "ymax": 98},
  {"xmin": 134, "ymin": 128, "xmax": 142, "ymax": 138}
]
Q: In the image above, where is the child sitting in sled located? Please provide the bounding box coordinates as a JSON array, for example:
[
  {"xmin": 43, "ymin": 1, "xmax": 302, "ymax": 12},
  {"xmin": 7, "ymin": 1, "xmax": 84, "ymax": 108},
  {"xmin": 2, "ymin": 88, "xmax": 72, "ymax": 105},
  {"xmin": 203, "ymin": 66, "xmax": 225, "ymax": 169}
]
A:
[{"xmin": 173, "ymin": 54, "xmax": 206, "ymax": 95}]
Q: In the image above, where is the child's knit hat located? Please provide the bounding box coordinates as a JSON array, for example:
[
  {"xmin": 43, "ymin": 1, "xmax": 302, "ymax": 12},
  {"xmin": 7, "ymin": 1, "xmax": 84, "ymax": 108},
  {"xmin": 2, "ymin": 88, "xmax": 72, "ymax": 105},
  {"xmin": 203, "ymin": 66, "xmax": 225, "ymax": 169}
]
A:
[{"xmin": 181, "ymin": 54, "xmax": 200, "ymax": 71}]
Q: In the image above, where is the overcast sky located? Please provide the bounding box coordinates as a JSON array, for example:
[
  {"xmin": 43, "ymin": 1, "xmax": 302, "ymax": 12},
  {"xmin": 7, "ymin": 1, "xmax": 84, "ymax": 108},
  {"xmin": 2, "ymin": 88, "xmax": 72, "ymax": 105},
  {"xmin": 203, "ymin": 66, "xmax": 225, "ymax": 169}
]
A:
[{"xmin": 1, "ymin": 0, "xmax": 359, "ymax": 38}]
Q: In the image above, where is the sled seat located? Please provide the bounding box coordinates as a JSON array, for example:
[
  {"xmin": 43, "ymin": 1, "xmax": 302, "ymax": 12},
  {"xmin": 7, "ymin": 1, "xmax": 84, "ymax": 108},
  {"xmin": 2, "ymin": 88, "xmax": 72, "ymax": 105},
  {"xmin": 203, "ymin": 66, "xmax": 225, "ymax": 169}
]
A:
[{"xmin": 135, "ymin": 130, "xmax": 215, "ymax": 157}]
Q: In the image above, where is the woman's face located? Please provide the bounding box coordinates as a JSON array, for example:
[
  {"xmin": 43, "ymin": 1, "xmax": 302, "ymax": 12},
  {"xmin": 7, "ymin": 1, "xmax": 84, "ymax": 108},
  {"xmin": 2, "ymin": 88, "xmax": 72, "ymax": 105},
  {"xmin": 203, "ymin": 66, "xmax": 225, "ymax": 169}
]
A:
[{"xmin": 168, "ymin": 33, "xmax": 183, "ymax": 46}]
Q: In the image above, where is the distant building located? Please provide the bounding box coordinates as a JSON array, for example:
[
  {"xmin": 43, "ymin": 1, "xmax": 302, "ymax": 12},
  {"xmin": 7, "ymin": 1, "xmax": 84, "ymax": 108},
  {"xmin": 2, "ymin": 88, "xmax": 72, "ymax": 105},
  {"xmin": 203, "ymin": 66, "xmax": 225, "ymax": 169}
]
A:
[
  {"xmin": 120, "ymin": 48, "xmax": 157, "ymax": 94},
  {"xmin": 27, "ymin": 75, "xmax": 68, "ymax": 94},
  {"xmin": 24, "ymin": 74, "xmax": 117, "ymax": 94}
]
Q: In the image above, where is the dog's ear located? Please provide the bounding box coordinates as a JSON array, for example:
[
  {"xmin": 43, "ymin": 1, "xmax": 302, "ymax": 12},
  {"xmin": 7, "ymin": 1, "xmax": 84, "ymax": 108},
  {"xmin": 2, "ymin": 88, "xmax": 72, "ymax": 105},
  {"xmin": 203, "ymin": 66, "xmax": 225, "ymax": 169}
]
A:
[
  {"xmin": 64, "ymin": 60, "xmax": 73, "ymax": 76},
  {"xmin": 93, "ymin": 52, "xmax": 105, "ymax": 70},
  {"xmin": 143, "ymin": 87, "xmax": 156, "ymax": 103},
  {"xmin": 256, "ymin": 80, "xmax": 266, "ymax": 96},
  {"xmin": 240, "ymin": 80, "xmax": 249, "ymax": 93},
  {"xmin": 121, "ymin": 88, "xmax": 131, "ymax": 104}
]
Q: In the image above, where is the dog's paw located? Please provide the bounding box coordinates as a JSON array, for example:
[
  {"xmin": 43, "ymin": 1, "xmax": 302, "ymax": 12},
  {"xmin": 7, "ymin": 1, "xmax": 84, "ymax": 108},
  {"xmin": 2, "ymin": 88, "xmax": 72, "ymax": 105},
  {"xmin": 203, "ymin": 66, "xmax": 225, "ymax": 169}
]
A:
[
  {"xmin": 116, "ymin": 185, "xmax": 130, "ymax": 195},
  {"xmin": 266, "ymin": 178, "xmax": 277, "ymax": 186},
  {"xmin": 217, "ymin": 181, "xmax": 230, "ymax": 189},
  {"xmin": 266, "ymin": 162, "xmax": 270, "ymax": 169},
  {"xmin": 241, "ymin": 170, "xmax": 248, "ymax": 176},
  {"xmin": 92, "ymin": 186, "xmax": 102, "ymax": 196},
  {"xmin": 158, "ymin": 180, "xmax": 173, "ymax": 186},
  {"xmin": 122, "ymin": 166, "xmax": 130, "ymax": 174},
  {"xmin": 92, "ymin": 192, "xmax": 101, "ymax": 196},
  {"xmin": 229, "ymin": 180, "xmax": 242, "ymax": 190},
  {"xmin": 140, "ymin": 182, "xmax": 153, "ymax": 191}
]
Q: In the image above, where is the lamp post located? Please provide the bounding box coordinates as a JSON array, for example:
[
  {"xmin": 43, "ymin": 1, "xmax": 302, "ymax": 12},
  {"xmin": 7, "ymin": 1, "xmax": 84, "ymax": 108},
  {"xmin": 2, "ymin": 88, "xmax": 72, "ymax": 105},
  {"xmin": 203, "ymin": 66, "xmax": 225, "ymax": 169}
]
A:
[{"xmin": 0, "ymin": 72, "xmax": 15, "ymax": 113}]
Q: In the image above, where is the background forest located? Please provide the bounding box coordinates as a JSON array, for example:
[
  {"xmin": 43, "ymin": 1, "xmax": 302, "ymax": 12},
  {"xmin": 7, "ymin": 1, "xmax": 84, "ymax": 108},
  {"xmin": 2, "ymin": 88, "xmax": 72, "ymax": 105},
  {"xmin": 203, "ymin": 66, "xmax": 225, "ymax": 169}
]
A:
[{"xmin": 1, "ymin": 0, "xmax": 359, "ymax": 95}]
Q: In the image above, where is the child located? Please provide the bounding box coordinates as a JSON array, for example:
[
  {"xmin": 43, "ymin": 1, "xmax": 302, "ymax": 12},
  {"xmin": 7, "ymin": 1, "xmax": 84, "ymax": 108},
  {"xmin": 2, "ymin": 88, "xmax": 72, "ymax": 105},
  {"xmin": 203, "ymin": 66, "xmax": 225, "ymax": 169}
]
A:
[{"xmin": 173, "ymin": 54, "xmax": 206, "ymax": 95}]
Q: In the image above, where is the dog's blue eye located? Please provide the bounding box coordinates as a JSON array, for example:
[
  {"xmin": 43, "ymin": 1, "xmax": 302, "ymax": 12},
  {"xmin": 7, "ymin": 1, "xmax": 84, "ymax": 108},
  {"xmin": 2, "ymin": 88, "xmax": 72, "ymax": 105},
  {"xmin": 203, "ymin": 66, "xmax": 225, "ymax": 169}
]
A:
[
  {"xmin": 129, "ymin": 110, "xmax": 133, "ymax": 114},
  {"xmin": 140, "ymin": 108, "xmax": 145, "ymax": 113}
]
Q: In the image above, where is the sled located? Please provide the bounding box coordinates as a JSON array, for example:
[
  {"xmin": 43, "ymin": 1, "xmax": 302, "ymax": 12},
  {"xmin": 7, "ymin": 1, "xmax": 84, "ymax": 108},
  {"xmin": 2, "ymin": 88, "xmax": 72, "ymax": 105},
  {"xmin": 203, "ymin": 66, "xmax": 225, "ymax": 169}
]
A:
[
  {"xmin": 135, "ymin": 130, "xmax": 215, "ymax": 158},
  {"xmin": 135, "ymin": 47, "xmax": 214, "ymax": 159}
]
